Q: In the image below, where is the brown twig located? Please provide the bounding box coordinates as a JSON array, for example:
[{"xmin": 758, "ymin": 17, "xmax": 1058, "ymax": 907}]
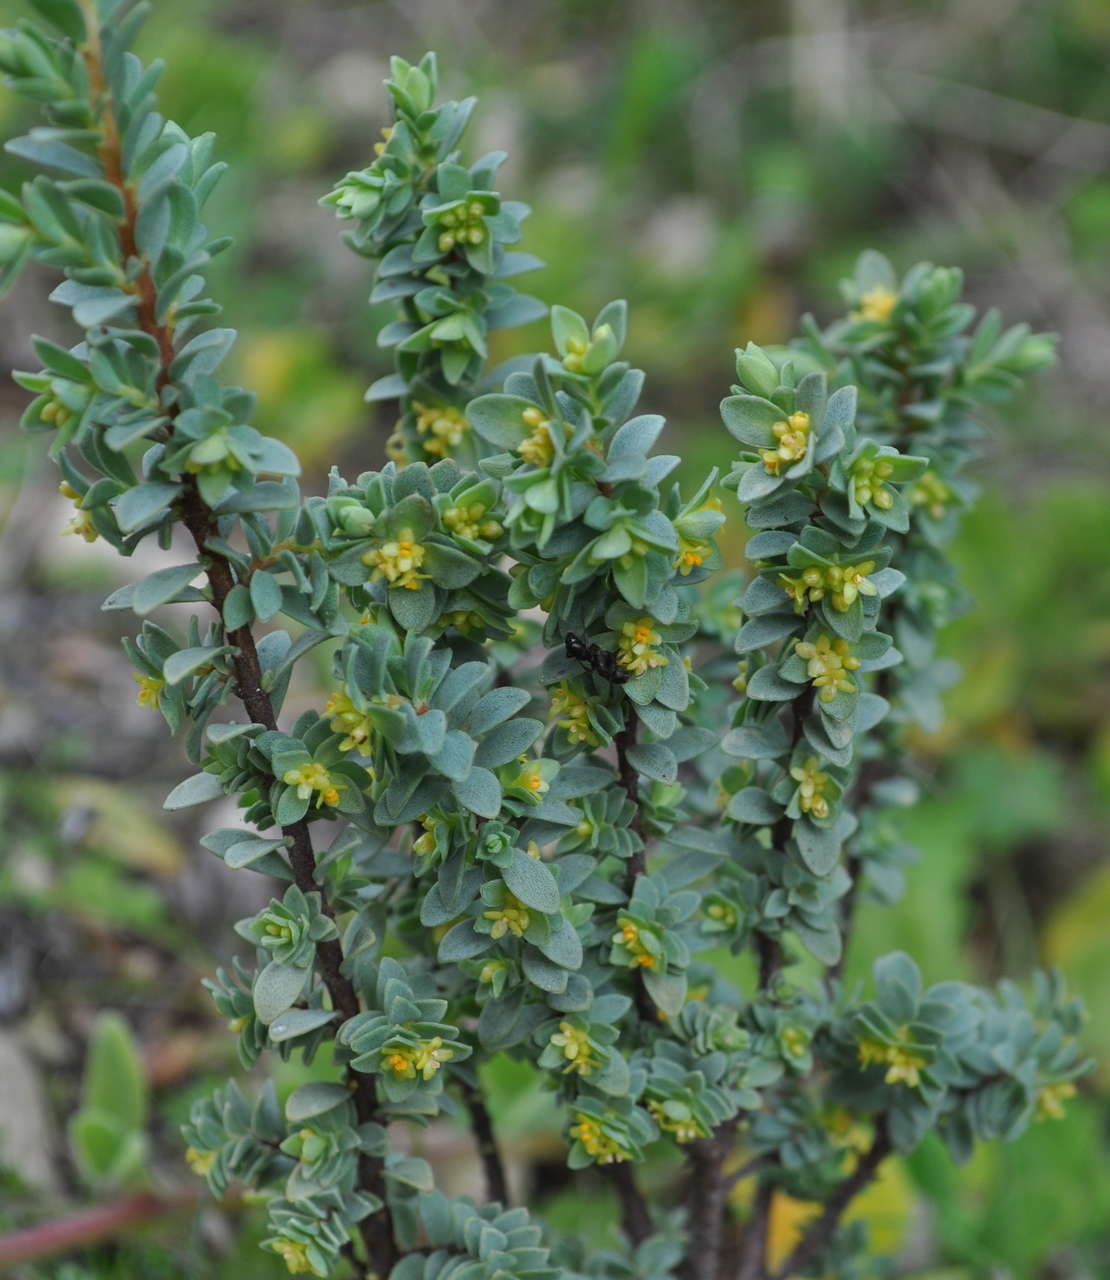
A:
[
  {"xmin": 74, "ymin": 4, "xmax": 397, "ymax": 1271},
  {"xmin": 613, "ymin": 700, "xmax": 656, "ymax": 1025},
  {"xmin": 682, "ymin": 1120, "xmax": 739, "ymax": 1280},
  {"xmin": 460, "ymin": 1081, "xmax": 509, "ymax": 1206},
  {"xmin": 736, "ymin": 1179, "xmax": 775, "ymax": 1280},
  {"xmin": 0, "ymin": 1191, "xmax": 199, "ymax": 1268},
  {"xmin": 606, "ymin": 1162, "xmax": 653, "ymax": 1246},
  {"xmin": 771, "ymin": 1121, "xmax": 891, "ymax": 1279}
]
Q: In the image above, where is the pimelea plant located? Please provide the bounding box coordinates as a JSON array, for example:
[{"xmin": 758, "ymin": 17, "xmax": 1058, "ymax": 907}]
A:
[{"xmin": 0, "ymin": 4, "xmax": 1091, "ymax": 1278}]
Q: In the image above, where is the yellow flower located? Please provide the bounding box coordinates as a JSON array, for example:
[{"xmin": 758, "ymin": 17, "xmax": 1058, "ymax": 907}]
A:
[
  {"xmin": 133, "ymin": 672, "xmax": 165, "ymax": 710},
  {"xmin": 794, "ymin": 634, "xmax": 860, "ymax": 702},
  {"xmin": 282, "ymin": 762, "xmax": 343, "ymax": 808},
  {"xmin": 441, "ymin": 608, "xmax": 485, "ymax": 635},
  {"xmin": 412, "ymin": 400, "xmax": 468, "ymax": 458},
  {"xmin": 413, "ymin": 1036, "xmax": 454, "ymax": 1080},
  {"xmin": 569, "ymin": 1113, "xmax": 629, "ymax": 1163},
  {"xmin": 562, "ymin": 336, "xmax": 589, "ymax": 373},
  {"xmin": 1035, "ymin": 1080, "xmax": 1076, "ymax": 1121},
  {"xmin": 910, "ymin": 469, "xmax": 951, "ymax": 520},
  {"xmin": 647, "ymin": 1099, "xmax": 704, "ymax": 1144},
  {"xmin": 789, "ymin": 756, "xmax": 831, "ymax": 818},
  {"xmin": 780, "ymin": 1026, "xmax": 810, "ymax": 1058},
  {"xmin": 760, "ymin": 411, "xmax": 811, "ymax": 474},
  {"xmin": 853, "ymin": 286, "xmax": 898, "ymax": 325},
  {"xmin": 549, "ymin": 682, "xmax": 599, "ymax": 746},
  {"xmin": 517, "ymin": 406, "xmax": 555, "ymax": 466},
  {"xmin": 271, "ymin": 1238, "xmax": 314, "ymax": 1275},
  {"xmin": 613, "ymin": 918, "xmax": 659, "ymax": 969},
  {"xmin": 850, "ymin": 454, "xmax": 895, "ymax": 510},
  {"xmin": 362, "ymin": 528, "xmax": 426, "ymax": 590},
  {"xmin": 617, "ymin": 618, "xmax": 668, "ymax": 677},
  {"xmin": 857, "ymin": 1027, "xmax": 927, "ymax": 1087},
  {"xmin": 383, "ymin": 1045, "xmax": 417, "ymax": 1079},
  {"xmin": 483, "ymin": 893, "xmax": 530, "ymax": 939},
  {"xmin": 824, "ymin": 561, "xmax": 878, "ymax": 612},
  {"xmin": 705, "ymin": 900, "xmax": 738, "ymax": 929},
  {"xmin": 324, "ymin": 689, "xmax": 373, "ymax": 752},
  {"xmin": 441, "ymin": 500, "xmax": 500, "ymax": 541},
  {"xmin": 550, "ymin": 1021, "xmax": 596, "ymax": 1075},
  {"xmin": 59, "ymin": 482, "xmax": 98, "ymax": 543},
  {"xmin": 512, "ymin": 761, "xmax": 550, "ymax": 797},
  {"xmin": 675, "ymin": 534, "xmax": 710, "ymax": 575},
  {"xmin": 185, "ymin": 1145, "xmax": 216, "ymax": 1177},
  {"xmin": 412, "ymin": 814, "xmax": 439, "ymax": 857},
  {"xmin": 373, "ymin": 125, "xmax": 394, "ymax": 156},
  {"xmin": 435, "ymin": 199, "xmax": 488, "ymax": 252},
  {"xmin": 40, "ymin": 394, "xmax": 73, "ymax": 429}
]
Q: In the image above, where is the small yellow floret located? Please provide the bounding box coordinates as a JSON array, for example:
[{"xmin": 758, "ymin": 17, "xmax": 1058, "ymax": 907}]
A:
[{"xmin": 853, "ymin": 286, "xmax": 898, "ymax": 325}]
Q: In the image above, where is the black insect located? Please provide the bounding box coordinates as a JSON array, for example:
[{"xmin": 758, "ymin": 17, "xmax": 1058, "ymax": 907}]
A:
[{"xmin": 565, "ymin": 632, "xmax": 630, "ymax": 685}]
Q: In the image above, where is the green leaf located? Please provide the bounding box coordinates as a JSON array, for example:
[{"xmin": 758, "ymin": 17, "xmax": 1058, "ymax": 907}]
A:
[
  {"xmin": 268, "ymin": 1008, "xmax": 337, "ymax": 1043},
  {"xmin": 69, "ymin": 1112, "xmax": 126, "ymax": 1184},
  {"xmin": 253, "ymin": 960, "xmax": 307, "ymax": 1024},
  {"xmin": 550, "ymin": 304, "xmax": 589, "ymax": 356},
  {"xmin": 163, "ymin": 645, "xmax": 223, "ymax": 686},
  {"xmin": 389, "ymin": 582, "xmax": 437, "ymax": 632},
  {"xmin": 502, "ymin": 847, "xmax": 561, "ymax": 914},
  {"xmin": 793, "ymin": 816, "xmax": 843, "ymax": 875},
  {"xmin": 626, "ymin": 742, "xmax": 677, "ymax": 784},
  {"xmin": 132, "ymin": 564, "xmax": 203, "ymax": 615},
  {"xmin": 438, "ymin": 920, "xmax": 492, "ymax": 962},
  {"xmin": 728, "ymin": 787, "xmax": 782, "ymax": 825},
  {"xmin": 423, "ymin": 541, "xmax": 481, "ymax": 589},
  {"xmin": 451, "ymin": 766, "xmax": 501, "ymax": 818},
  {"xmin": 530, "ymin": 916, "xmax": 582, "ymax": 970},
  {"xmin": 719, "ymin": 394, "xmax": 781, "ymax": 447},
  {"xmin": 249, "ymin": 569, "xmax": 283, "ymax": 622},
  {"xmin": 643, "ymin": 968, "xmax": 687, "ymax": 1016},
  {"xmin": 466, "ymin": 394, "xmax": 534, "ymax": 449},
  {"xmin": 384, "ymin": 1156, "xmax": 435, "ymax": 1192},
  {"xmin": 113, "ymin": 482, "xmax": 181, "ymax": 534},
  {"xmin": 473, "ymin": 718, "xmax": 543, "ymax": 768},
  {"xmin": 31, "ymin": 334, "xmax": 90, "ymax": 382},
  {"xmin": 745, "ymin": 664, "xmax": 803, "ymax": 702},
  {"xmin": 285, "ymin": 1082, "xmax": 350, "ymax": 1123},
  {"xmin": 163, "ymin": 771, "xmax": 224, "ymax": 810},
  {"xmin": 81, "ymin": 1014, "xmax": 147, "ymax": 1134}
]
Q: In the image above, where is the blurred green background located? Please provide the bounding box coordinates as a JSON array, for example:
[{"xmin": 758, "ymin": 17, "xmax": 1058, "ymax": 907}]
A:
[{"xmin": 0, "ymin": 1, "xmax": 1108, "ymax": 1276}]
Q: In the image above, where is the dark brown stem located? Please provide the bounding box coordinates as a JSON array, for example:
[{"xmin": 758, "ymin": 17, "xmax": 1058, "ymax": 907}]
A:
[
  {"xmin": 720, "ymin": 1152, "xmax": 771, "ymax": 1195},
  {"xmin": 736, "ymin": 1178, "xmax": 774, "ymax": 1280},
  {"xmin": 606, "ymin": 1162, "xmax": 653, "ymax": 1246},
  {"xmin": 615, "ymin": 698, "xmax": 646, "ymax": 858},
  {"xmin": 75, "ymin": 5, "xmax": 396, "ymax": 1271},
  {"xmin": 0, "ymin": 1192, "xmax": 198, "ymax": 1268},
  {"xmin": 460, "ymin": 1081, "xmax": 509, "ymax": 1206},
  {"xmin": 682, "ymin": 1120, "xmax": 738, "ymax": 1280},
  {"xmin": 614, "ymin": 700, "xmax": 655, "ymax": 1023},
  {"xmin": 830, "ymin": 668, "xmax": 896, "ymax": 985},
  {"xmin": 771, "ymin": 1122, "xmax": 891, "ymax": 1279}
]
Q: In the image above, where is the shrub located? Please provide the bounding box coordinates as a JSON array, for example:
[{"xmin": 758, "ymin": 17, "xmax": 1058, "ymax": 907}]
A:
[{"xmin": 0, "ymin": 4, "xmax": 1089, "ymax": 1278}]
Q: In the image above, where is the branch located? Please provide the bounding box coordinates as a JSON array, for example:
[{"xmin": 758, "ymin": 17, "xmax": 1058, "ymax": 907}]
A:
[
  {"xmin": 614, "ymin": 700, "xmax": 656, "ymax": 1024},
  {"xmin": 0, "ymin": 1191, "xmax": 198, "ymax": 1268},
  {"xmin": 736, "ymin": 1178, "xmax": 774, "ymax": 1280},
  {"xmin": 460, "ymin": 1081, "xmax": 509, "ymax": 1206},
  {"xmin": 606, "ymin": 1162, "xmax": 653, "ymax": 1247},
  {"xmin": 75, "ymin": 4, "xmax": 396, "ymax": 1271},
  {"xmin": 772, "ymin": 1121, "xmax": 891, "ymax": 1280},
  {"xmin": 682, "ymin": 1120, "xmax": 739, "ymax": 1280}
]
